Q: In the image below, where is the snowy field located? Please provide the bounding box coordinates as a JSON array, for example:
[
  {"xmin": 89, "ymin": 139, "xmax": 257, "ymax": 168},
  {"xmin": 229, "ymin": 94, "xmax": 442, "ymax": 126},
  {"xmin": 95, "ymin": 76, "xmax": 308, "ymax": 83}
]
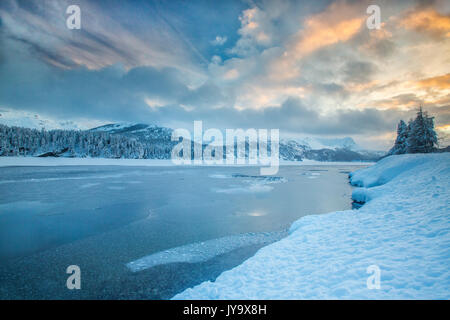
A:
[{"xmin": 174, "ymin": 153, "xmax": 450, "ymax": 299}]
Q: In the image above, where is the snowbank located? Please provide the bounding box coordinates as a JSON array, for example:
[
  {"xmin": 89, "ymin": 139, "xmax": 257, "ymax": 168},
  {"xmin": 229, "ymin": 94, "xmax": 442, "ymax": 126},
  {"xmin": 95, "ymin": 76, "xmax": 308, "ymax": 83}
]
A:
[{"xmin": 173, "ymin": 153, "xmax": 450, "ymax": 299}]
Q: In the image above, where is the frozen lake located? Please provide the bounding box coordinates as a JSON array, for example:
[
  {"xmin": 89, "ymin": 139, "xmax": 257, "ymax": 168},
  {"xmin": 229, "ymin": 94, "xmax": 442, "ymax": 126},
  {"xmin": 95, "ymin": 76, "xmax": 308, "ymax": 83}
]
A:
[{"xmin": 0, "ymin": 164, "xmax": 366, "ymax": 299}]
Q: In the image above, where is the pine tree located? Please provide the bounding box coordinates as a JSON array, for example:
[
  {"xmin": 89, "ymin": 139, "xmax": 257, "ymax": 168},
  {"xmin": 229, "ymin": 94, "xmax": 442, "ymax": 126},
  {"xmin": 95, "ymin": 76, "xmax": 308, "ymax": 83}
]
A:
[
  {"xmin": 423, "ymin": 111, "xmax": 438, "ymax": 152},
  {"xmin": 406, "ymin": 107, "xmax": 438, "ymax": 153},
  {"xmin": 408, "ymin": 108, "xmax": 435, "ymax": 153},
  {"xmin": 389, "ymin": 120, "xmax": 408, "ymax": 155},
  {"xmin": 388, "ymin": 107, "xmax": 439, "ymax": 155}
]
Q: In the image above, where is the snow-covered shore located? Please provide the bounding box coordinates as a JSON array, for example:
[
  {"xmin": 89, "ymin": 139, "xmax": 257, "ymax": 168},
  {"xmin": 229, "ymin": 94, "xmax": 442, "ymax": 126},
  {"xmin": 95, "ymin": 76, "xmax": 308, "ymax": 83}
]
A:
[
  {"xmin": 0, "ymin": 156, "xmax": 373, "ymax": 167},
  {"xmin": 174, "ymin": 153, "xmax": 450, "ymax": 299},
  {"xmin": 0, "ymin": 156, "xmax": 175, "ymax": 167}
]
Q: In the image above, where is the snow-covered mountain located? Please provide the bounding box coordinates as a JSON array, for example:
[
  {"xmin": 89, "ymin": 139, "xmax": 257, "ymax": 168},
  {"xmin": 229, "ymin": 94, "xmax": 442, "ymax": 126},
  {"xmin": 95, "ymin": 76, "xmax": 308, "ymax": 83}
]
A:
[
  {"xmin": 0, "ymin": 108, "xmax": 84, "ymax": 130},
  {"xmin": 92, "ymin": 123, "xmax": 384, "ymax": 161},
  {"xmin": 0, "ymin": 119, "xmax": 384, "ymax": 161},
  {"xmin": 90, "ymin": 123, "xmax": 173, "ymax": 142},
  {"xmin": 279, "ymin": 136, "xmax": 383, "ymax": 161},
  {"xmin": 281, "ymin": 136, "xmax": 359, "ymax": 151},
  {"xmin": 317, "ymin": 137, "xmax": 359, "ymax": 150}
]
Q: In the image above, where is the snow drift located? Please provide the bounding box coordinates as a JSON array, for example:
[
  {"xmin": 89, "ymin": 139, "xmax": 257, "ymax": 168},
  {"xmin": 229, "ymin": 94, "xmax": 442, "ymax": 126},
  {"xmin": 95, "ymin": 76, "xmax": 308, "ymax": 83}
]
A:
[{"xmin": 173, "ymin": 153, "xmax": 450, "ymax": 299}]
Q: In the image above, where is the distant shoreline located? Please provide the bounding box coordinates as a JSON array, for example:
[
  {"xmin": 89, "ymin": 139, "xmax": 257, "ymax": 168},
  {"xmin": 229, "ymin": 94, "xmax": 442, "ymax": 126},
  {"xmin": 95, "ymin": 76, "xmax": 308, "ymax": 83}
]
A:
[{"xmin": 0, "ymin": 156, "xmax": 375, "ymax": 168}]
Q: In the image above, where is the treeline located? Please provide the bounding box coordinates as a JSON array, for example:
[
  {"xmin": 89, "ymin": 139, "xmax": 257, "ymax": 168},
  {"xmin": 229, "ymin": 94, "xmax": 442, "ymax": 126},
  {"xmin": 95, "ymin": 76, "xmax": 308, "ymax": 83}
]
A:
[
  {"xmin": 388, "ymin": 107, "xmax": 438, "ymax": 155},
  {"xmin": 0, "ymin": 124, "xmax": 173, "ymax": 159}
]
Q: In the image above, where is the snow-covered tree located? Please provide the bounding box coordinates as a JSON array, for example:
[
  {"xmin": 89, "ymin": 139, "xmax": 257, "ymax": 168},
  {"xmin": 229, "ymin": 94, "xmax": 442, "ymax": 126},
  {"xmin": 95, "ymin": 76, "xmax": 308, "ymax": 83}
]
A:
[
  {"xmin": 388, "ymin": 108, "xmax": 438, "ymax": 155},
  {"xmin": 389, "ymin": 120, "xmax": 408, "ymax": 155},
  {"xmin": 406, "ymin": 107, "xmax": 438, "ymax": 153},
  {"xmin": 0, "ymin": 124, "xmax": 169, "ymax": 159}
]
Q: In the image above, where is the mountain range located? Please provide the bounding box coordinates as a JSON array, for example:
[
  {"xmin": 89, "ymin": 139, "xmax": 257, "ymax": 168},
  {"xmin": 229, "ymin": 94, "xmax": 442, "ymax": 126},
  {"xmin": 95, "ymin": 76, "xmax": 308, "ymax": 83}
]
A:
[
  {"xmin": 89, "ymin": 123, "xmax": 384, "ymax": 162},
  {"xmin": 0, "ymin": 109, "xmax": 385, "ymax": 161}
]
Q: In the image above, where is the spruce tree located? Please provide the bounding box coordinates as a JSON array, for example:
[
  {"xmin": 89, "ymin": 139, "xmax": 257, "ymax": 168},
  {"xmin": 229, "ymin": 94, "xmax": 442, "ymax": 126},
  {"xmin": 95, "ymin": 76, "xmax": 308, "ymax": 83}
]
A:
[
  {"xmin": 406, "ymin": 107, "xmax": 438, "ymax": 153},
  {"xmin": 422, "ymin": 110, "xmax": 438, "ymax": 152},
  {"xmin": 389, "ymin": 120, "xmax": 408, "ymax": 155}
]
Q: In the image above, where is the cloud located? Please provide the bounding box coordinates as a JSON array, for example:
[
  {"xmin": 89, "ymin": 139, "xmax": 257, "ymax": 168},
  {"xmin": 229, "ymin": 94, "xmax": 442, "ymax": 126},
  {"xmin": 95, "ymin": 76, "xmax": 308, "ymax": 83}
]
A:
[
  {"xmin": 399, "ymin": 7, "xmax": 450, "ymax": 38},
  {"xmin": 343, "ymin": 60, "xmax": 378, "ymax": 83},
  {"xmin": 416, "ymin": 73, "xmax": 450, "ymax": 90},
  {"xmin": 229, "ymin": 7, "xmax": 270, "ymax": 56},
  {"xmin": 292, "ymin": 12, "xmax": 364, "ymax": 56},
  {"xmin": 211, "ymin": 35, "xmax": 227, "ymax": 46},
  {"xmin": 228, "ymin": 1, "xmax": 292, "ymax": 57},
  {"xmin": 372, "ymin": 93, "xmax": 424, "ymax": 109},
  {"xmin": 0, "ymin": 39, "xmax": 191, "ymax": 123},
  {"xmin": 0, "ymin": 0, "xmax": 205, "ymax": 77},
  {"xmin": 0, "ymin": 39, "xmax": 407, "ymax": 137},
  {"xmin": 1, "ymin": 0, "xmax": 450, "ymax": 150},
  {"xmin": 151, "ymin": 97, "xmax": 406, "ymax": 137}
]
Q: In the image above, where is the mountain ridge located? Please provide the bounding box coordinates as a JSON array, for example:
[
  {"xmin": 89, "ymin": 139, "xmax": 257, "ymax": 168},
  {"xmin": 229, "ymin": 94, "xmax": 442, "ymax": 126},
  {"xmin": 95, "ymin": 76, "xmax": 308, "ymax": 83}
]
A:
[
  {"xmin": 90, "ymin": 122, "xmax": 385, "ymax": 161},
  {"xmin": 0, "ymin": 120, "xmax": 385, "ymax": 161}
]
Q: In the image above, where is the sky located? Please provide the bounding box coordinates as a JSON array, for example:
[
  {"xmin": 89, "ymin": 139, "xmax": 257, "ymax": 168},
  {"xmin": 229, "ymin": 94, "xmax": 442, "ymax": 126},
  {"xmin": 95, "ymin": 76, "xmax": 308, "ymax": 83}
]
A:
[{"xmin": 0, "ymin": 0, "xmax": 449, "ymax": 150}]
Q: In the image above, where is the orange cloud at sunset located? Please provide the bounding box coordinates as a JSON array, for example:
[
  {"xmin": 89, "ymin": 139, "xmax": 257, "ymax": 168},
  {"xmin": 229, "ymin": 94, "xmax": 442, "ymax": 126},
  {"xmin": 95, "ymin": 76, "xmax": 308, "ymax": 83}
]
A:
[
  {"xmin": 291, "ymin": 1, "xmax": 366, "ymax": 58},
  {"xmin": 416, "ymin": 74, "xmax": 450, "ymax": 90},
  {"xmin": 399, "ymin": 8, "xmax": 450, "ymax": 37},
  {"xmin": 268, "ymin": 1, "xmax": 366, "ymax": 82},
  {"xmin": 294, "ymin": 17, "xmax": 364, "ymax": 56}
]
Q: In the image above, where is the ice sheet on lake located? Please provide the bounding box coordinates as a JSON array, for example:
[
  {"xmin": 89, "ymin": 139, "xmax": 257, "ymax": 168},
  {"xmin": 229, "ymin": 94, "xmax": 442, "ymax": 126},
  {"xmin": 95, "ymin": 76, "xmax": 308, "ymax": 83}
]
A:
[
  {"xmin": 209, "ymin": 173, "xmax": 286, "ymax": 182},
  {"xmin": 0, "ymin": 173, "xmax": 126, "ymax": 184},
  {"xmin": 79, "ymin": 183, "xmax": 101, "ymax": 189},
  {"xmin": 299, "ymin": 171, "xmax": 321, "ymax": 179},
  {"xmin": 214, "ymin": 184, "xmax": 274, "ymax": 194},
  {"xmin": 0, "ymin": 169, "xmax": 187, "ymax": 185},
  {"xmin": 107, "ymin": 186, "xmax": 125, "ymax": 190},
  {"xmin": 209, "ymin": 174, "xmax": 229, "ymax": 179},
  {"xmin": 210, "ymin": 173, "xmax": 287, "ymax": 194},
  {"xmin": 126, "ymin": 230, "xmax": 287, "ymax": 272},
  {"xmin": 0, "ymin": 201, "xmax": 55, "ymax": 215}
]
